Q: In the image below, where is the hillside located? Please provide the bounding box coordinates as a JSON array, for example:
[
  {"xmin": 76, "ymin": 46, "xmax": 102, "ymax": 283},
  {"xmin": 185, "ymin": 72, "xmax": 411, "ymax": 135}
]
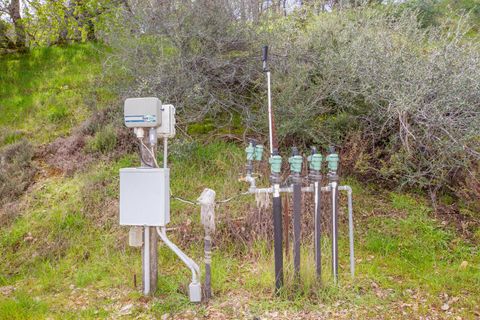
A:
[{"xmin": 0, "ymin": 44, "xmax": 479, "ymax": 320}]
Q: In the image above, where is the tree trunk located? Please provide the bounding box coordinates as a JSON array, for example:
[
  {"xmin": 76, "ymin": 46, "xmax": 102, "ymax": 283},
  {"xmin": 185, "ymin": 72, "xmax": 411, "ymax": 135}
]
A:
[{"xmin": 9, "ymin": 0, "xmax": 26, "ymax": 49}]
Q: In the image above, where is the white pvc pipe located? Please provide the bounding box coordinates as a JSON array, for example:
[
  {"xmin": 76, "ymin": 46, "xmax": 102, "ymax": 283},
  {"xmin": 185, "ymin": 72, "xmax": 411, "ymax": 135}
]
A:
[
  {"xmin": 331, "ymin": 181, "xmax": 338, "ymax": 283},
  {"xmin": 248, "ymin": 186, "xmax": 331, "ymax": 194},
  {"xmin": 338, "ymin": 185, "xmax": 355, "ymax": 278},
  {"xmin": 156, "ymin": 227, "xmax": 200, "ymax": 284},
  {"xmin": 314, "ymin": 181, "xmax": 320, "ymax": 277},
  {"xmin": 346, "ymin": 186, "xmax": 354, "ymax": 278},
  {"xmin": 143, "ymin": 227, "xmax": 150, "ymax": 295},
  {"xmin": 267, "ymin": 71, "xmax": 273, "ymax": 155},
  {"xmin": 163, "ymin": 137, "xmax": 167, "ymax": 169}
]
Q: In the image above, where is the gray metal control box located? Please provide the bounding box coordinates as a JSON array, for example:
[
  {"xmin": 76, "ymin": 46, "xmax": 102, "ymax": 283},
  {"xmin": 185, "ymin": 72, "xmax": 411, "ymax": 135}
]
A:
[
  {"xmin": 157, "ymin": 104, "xmax": 176, "ymax": 138},
  {"xmin": 124, "ymin": 97, "xmax": 162, "ymax": 128},
  {"xmin": 119, "ymin": 168, "xmax": 170, "ymax": 226}
]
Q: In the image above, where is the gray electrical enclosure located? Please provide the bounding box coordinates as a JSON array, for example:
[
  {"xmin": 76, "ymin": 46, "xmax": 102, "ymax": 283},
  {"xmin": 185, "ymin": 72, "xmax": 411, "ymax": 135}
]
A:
[
  {"xmin": 119, "ymin": 168, "xmax": 170, "ymax": 226},
  {"xmin": 124, "ymin": 97, "xmax": 162, "ymax": 128},
  {"xmin": 157, "ymin": 104, "xmax": 176, "ymax": 138}
]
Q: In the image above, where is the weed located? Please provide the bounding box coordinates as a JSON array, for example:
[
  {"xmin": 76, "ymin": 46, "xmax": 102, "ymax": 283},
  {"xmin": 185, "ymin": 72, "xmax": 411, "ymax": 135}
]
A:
[{"xmin": 85, "ymin": 125, "xmax": 117, "ymax": 154}]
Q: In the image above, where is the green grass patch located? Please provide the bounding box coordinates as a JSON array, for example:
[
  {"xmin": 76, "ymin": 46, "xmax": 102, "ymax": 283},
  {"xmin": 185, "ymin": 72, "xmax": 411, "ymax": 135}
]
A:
[
  {"xmin": 0, "ymin": 43, "xmax": 111, "ymax": 146},
  {"xmin": 0, "ymin": 142, "xmax": 478, "ymax": 317},
  {"xmin": 0, "ymin": 291, "xmax": 49, "ymax": 320}
]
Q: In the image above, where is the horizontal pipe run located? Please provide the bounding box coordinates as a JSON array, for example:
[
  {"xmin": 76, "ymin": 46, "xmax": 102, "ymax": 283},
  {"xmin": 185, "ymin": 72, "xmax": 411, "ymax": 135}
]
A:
[{"xmin": 248, "ymin": 185, "xmax": 333, "ymax": 194}]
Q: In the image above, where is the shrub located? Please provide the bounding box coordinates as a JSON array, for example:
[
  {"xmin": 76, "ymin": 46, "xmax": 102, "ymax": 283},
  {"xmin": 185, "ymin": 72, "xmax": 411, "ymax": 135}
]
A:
[
  {"xmin": 105, "ymin": 4, "xmax": 480, "ymax": 202},
  {"xmin": 0, "ymin": 140, "xmax": 36, "ymax": 205},
  {"xmin": 85, "ymin": 125, "xmax": 117, "ymax": 154}
]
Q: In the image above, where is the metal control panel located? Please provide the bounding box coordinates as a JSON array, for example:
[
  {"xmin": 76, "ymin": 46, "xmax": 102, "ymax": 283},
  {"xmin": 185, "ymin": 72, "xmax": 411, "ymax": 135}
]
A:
[{"xmin": 119, "ymin": 168, "xmax": 170, "ymax": 226}]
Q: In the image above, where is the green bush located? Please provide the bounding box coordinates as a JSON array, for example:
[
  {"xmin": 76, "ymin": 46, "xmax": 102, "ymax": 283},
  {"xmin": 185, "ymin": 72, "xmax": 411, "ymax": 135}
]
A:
[
  {"xmin": 106, "ymin": 4, "xmax": 480, "ymax": 201},
  {"xmin": 85, "ymin": 125, "xmax": 117, "ymax": 154}
]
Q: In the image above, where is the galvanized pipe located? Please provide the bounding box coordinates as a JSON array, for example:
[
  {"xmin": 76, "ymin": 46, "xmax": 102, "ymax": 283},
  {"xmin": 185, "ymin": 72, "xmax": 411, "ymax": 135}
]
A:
[
  {"xmin": 330, "ymin": 178, "xmax": 339, "ymax": 283},
  {"xmin": 267, "ymin": 71, "xmax": 273, "ymax": 155},
  {"xmin": 204, "ymin": 236, "xmax": 212, "ymax": 300},
  {"xmin": 143, "ymin": 227, "xmax": 150, "ymax": 295},
  {"xmin": 339, "ymin": 185, "xmax": 354, "ymax": 278}
]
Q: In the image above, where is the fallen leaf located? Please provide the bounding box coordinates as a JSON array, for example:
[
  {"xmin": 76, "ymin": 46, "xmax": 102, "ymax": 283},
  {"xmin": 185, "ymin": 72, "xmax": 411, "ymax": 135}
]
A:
[{"xmin": 119, "ymin": 304, "xmax": 133, "ymax": 315}]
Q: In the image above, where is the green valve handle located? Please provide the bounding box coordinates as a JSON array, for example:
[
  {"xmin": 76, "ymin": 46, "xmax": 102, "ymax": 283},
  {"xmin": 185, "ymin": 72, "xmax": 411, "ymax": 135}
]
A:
[
  {"xmin": 326, "ymin": 146, "xmax": 339, "ymax": 172},
  {"xmin": 245, "ymin": 142, "xmax": 255, "ymax": 161},
  {"xmin": 269, "ymin": 152, "xmax": 282, "ymax": 174},
  {"xmin": 288, "ymin": 147, "xmax": 303, "ymax": 174},
  {"xmin": 254, "ymin": 145, "xmax": 264, "ymax": 161},
  {"xmin": 307, "ymin": 147, "xmax": 323, "ymax": 171}
]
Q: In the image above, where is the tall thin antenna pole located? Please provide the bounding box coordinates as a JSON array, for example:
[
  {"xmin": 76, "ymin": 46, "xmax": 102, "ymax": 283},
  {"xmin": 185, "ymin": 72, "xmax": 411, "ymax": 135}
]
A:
[
  {"xmin": 263, "ymin": 45, "xmax": 274, "ymax": 155},
  {"xmin": 267, "ymin": 71, "xmax": 273, "ymax": 155}
]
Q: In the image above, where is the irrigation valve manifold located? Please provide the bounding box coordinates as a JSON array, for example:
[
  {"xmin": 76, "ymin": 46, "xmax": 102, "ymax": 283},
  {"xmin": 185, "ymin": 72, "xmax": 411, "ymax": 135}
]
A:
[
  {"xmin": 242, "ymin": 145, "xmax": 355, "ymax": 288},
  {"xmin": 237, "ymin": 43, "xmax": 356, "ymax": 292},
  {"xmin": 119, "ymin": 97, "xmax": 201, "ymax": 302}
]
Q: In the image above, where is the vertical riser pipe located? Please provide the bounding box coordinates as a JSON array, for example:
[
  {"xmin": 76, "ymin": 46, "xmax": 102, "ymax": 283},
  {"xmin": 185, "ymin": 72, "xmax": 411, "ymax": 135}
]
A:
[
  {"xmin": 143, "ymin": 227, "xmax": 150, "ymax": 295},
  {"xmin": 347, "ymin": 190, "xmax": 354, "ymax": 278},
  {"xmin": 293, "ymin": 183, "xmax": 301, "ymax": 283},
  {"xmin": 331, "ymin": 181, "xmax": 339, "ymax": 283},
  {"xmin": 314, "ymin": 181, "xmax": 322, "ymax": 279},
  {"xmin": 272, "ymin": 184, "xmax": 283, "ymax": 293},
  {"xmin": 204, "ymin": 238, "xmax": 212, "ymax": 300}
]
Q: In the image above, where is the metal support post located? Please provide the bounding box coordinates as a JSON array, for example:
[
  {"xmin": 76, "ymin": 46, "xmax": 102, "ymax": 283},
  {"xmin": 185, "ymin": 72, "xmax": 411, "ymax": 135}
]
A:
[
  {"xmin": 330, "ymin": 175, "xmax": 339, "ymax": 283},
  {"xmin": 308, "ymin": 147, "xmax": 323, "ymax": 279},
  {"xmin": 314, "ymin": 181, "xmax": 322, "ymax": 278},
  {"xmin": 139, "ymin": 133, "xmax": 158, "ymax": 295},
  {"xmin": 326, "ymin": 147, "xmax": 340, "ymax": 283}
]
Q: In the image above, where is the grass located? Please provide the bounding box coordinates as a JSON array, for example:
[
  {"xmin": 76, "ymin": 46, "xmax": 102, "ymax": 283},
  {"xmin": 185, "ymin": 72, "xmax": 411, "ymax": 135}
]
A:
[
  {"xmin": 0, "ymin": 141, "xmax": 478, "ymax": 318},
  {"xmin": 0, "ymin": 43, "xmax": 113, "ymax": 146}
]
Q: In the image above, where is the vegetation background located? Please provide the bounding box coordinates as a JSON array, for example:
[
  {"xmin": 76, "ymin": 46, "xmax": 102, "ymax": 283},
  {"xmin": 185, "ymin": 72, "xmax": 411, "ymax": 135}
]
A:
[{"xmin": 0, "ymin": 0, "xmax": 479, "ymax": 318}]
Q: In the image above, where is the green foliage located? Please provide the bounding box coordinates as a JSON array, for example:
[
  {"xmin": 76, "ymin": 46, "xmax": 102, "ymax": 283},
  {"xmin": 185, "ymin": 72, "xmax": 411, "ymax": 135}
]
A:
[
  {"xmin": 0, "ymin": 291, "xmax": 49, "ymax": 320},
  {"xmin": 401, "ymin": 0, "xmax": 480, "ymax": 29},
  {"xmin": 0, "ymin": 139, "xmax": 478, "ymax": 317},
  {"xmin": 0, "ymin": 43, "xmax": 106, "ymax": 145},
  {"xmin": 107, "ymin": 4, "xmax": 480, "ymax": 200},
  {"xmin": 85, "ymin": 125, "xmax": 117, "ymax": 154}
]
